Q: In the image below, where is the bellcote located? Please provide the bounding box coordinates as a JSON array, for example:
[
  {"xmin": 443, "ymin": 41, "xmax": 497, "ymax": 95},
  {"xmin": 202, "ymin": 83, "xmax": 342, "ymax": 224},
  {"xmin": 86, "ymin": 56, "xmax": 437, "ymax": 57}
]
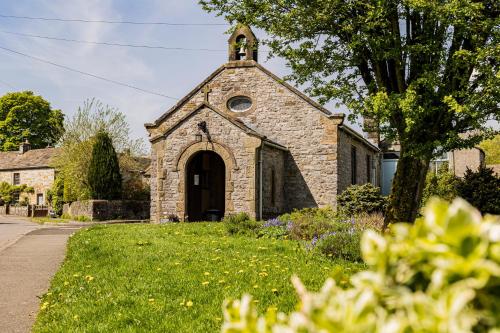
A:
[{"xmin": 228, "ymin": 24, "xmax": 258, "ymax": 62}]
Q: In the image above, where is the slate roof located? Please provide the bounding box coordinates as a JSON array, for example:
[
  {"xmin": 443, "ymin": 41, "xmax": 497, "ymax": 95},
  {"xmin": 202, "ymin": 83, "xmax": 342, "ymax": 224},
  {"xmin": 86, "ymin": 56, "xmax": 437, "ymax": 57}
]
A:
[{"xmin": 0, "ymin": 147, "xmax": 60, "ymax": 171}]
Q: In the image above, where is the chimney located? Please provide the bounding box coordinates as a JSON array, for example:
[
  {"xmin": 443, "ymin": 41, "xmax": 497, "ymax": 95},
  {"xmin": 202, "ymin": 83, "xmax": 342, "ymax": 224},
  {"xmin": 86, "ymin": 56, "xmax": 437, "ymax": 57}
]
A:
[
  {"xmin": 19, "ymin": 139, "xmax": 31, "ymax": 154},
  {"xmin": 363, "ymin": 117, "xmax": 380, "ymax": 146}
]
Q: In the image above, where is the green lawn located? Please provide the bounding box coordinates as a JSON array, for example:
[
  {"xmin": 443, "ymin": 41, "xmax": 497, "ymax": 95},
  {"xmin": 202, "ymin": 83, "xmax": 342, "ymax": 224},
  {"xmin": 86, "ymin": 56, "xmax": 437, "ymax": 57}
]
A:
[{"xmin": 33, "ymin": 223, "xmax": 363, "ymax": 332}]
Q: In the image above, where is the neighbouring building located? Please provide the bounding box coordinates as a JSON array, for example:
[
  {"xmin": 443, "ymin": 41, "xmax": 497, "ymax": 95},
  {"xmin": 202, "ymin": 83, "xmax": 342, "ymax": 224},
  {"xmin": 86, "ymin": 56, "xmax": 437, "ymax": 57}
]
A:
[
  {"xmin": 0, "ymin": 141, "xmax": 60, "ymax": 205},
  {"xmin": 379, "ymin": 139, "xmax": 486, "ymax": 195},
  {"xmin": 145, "ymin": 26, "xmax": 380, "ymax": 223}
]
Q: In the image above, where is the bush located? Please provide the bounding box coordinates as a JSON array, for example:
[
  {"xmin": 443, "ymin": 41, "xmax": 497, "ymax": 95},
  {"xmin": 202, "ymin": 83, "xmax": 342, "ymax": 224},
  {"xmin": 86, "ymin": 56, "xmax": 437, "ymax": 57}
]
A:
[
  {"xmin": 46, "ymin": 176, "xmax": 64, "ymax": 216},
  {"xmin": 257, "ymin": 218, "xmax": 289, "ymax": 239},
  {"xmin": 313, "ymin": 227, "xmax": 362, "ymax": 262},
  {"xmin": 337, "ymin": 183, "xmax": 387, "ymax": 215},
  {"xmin": 280, "ymin": 207, "xmax": 339, "ymax": 241},
  {"xmin": 457, "ymin": 166, "xmax": 500, "ymax": 214},
  {"xmin": 223, "ymin": 213, "xmax": 260, "ymax": 236},
  {"xmin": 421, "ymin": 164, "xmax": 459, "ymax": 205},
  {"xmin": 222, "ymin": 198, "xmax": 500, "ymax": 332}
]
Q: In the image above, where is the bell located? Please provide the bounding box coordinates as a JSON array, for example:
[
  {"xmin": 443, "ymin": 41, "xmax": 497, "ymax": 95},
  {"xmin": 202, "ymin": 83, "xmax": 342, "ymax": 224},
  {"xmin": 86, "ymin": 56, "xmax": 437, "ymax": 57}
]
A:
[{"xmin": 238, "ymin": 38, "xmax": 247, "ymax": 59}]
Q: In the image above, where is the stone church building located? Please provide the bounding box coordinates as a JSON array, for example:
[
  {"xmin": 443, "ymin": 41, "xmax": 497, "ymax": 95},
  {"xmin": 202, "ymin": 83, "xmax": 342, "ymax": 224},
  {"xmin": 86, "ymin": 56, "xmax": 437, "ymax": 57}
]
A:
[{"xmin": 146, "ymin": 26, "xmax": 380, "ymax": 223}]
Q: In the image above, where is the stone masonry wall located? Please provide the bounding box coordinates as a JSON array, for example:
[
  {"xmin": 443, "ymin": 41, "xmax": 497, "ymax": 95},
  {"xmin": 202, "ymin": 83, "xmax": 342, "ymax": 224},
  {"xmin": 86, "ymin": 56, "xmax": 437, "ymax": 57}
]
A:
[
  {"xmin": 337, "ymin": 129, "xmax": 379, "ymax": 194},
  {"xmin": 450, "ymin": 148, "xmax": 485, "ymax": 177},
  {"xmin": 64, "ymin": 200, "xmax": 150, "ymax": 221},
  {"xmin": 147, "ymin": 62, "xmax": 379, "ymax": 221},
  {"xmin": 151, "ymin": 107, "xmax": 260, "ymax": 222},
  {"xmin": 0, "ymin": 168, "xmax": 55, "ymax": 204}
]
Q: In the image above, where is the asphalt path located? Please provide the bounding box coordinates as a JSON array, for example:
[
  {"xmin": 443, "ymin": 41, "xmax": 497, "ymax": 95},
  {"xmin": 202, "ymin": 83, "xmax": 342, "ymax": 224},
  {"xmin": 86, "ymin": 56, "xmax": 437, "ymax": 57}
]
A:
[{"xmin": 0, "ymin": 216, "xmax": 82, "ymax": 333}]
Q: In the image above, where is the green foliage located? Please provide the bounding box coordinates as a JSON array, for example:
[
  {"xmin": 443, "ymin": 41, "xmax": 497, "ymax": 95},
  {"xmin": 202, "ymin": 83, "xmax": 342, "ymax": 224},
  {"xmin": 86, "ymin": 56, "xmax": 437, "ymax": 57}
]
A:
[
  {"xmin": 223, "ymin": 212, "xmax": 261, "ymax": 236},
  {"xmin": 337, "ymin": 184, "xmax": 387, "ymax": 215},
  {"xmin": 200, "ymin": 0, "xmax": 500, "ymax": 222},
  {"xmin": 0, "ymin": 182, "xmax": 34, "ymax": 205},
  {"xmin": 221, "ymin": 198, "xmax": 500, "ymax": 332},
  {"xmin": 314, "ymin": 228, "xmax": 362, "ymax": 262},
  {"xmin": 52, "ymin": 99, "xmax": 145, "ymax": 202},
  {"xmin": 457, "ymin": 166, "xmax": 500, "ymax": 215},
  {"xmin": 46, "ymin": 176, "xmax": 65, "ymax": 215},
  {"xmin": 480, "ymin": 134, "xmax": 500, "ymax": 165},
  {"xmin": 33, "ymin": 223, "xmax": 363, "ymax": 332},
  {"xmin": 87, "ymin": 131, "xmax": 122, "ymax": 200},
  {"xmin": 421, "ymin": 164, "xmax": 459, "ymax": 205},
  {"xmin": 280, "ymin": 207, "xmax": 339, "ymax": 241},
  {"xmin": 0, "ymin": 91, "xmax": 64, "ymax": 151}
]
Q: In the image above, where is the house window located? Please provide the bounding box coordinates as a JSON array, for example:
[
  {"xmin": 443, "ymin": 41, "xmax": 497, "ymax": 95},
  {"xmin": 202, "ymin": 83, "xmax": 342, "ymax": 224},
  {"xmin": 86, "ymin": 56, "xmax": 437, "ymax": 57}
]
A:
[
  {"xmin": 430, "ymin": 151, "xmax": 449, "ymax": 174},
  {"xmin": 13, "ymin": 173, "xmax": 20, "ymax": 185},
  {"xmin": 366, "ymin": 155, "xmax": 372, "ymax": 184},
  {"xmin": 351, "ymin": 146, "xmax": 357, "ymax": 185},
  {"xmin": 13, "ymin": 192, "xmax": 20, "ymax": 203},
  {"xmin": 37, "ymin": 194, "xmax": 44, "ymax": 206}
]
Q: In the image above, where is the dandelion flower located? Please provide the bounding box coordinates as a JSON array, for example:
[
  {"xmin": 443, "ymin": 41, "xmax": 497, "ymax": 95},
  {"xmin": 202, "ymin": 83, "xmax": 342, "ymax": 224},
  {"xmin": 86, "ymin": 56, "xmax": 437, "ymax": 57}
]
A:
[
  {"xmin": 186, "ymin": 300, "xmax": 193, "ymax": 307},
  {"xmin": 148, "ymin": 298, "xmax": 155, "ymax": 302},
  {"xmin": 253, "ymin": 284, "xmax": 259, "ymax": 289},
  {"xmin": 63, "ymin": 281, "xmax": 70, "ymax": 286},
  {"xmin": 204, "ymin": 272, "xmax": 210, "ymax": 276},
  {"xmin": 85, "ymin": 275, "xmax": 94, "ymax": 282},
  {"xmin": 271, "ymin": 288, "xmax": 278, "ymax": 293},
  {"xmin": 202, "ymin": 281, "xmax": 210, "ymax": 286}
]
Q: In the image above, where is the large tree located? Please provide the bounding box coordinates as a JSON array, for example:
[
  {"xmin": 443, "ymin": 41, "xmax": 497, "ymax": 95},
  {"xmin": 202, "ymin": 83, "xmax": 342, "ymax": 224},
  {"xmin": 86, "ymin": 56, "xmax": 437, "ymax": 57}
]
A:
[
  {"xmin": 0, "ymin": 91, "xmax": 64, "ymax": 151},
  {"xmin": 52, "ymin": 99, "xmax": 144, "ymax": 202},
  {"xmin": 200, "ymin": 0, "xmax": 499, "ymax": 224}
]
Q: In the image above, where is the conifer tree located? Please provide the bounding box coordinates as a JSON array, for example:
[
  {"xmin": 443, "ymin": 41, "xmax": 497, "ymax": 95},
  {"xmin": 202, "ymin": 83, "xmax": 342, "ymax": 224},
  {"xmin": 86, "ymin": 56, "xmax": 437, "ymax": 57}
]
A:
[{"xmin": 87, "ymin": 131, "xmax": 122, "ymax": 200}]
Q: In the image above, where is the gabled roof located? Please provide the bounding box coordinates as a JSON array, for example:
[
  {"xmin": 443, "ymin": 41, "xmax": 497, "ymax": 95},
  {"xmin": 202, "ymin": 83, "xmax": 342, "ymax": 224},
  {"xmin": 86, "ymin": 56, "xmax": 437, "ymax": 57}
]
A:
[
  {"xmin": 149, "ymin": 101, "xmax": 288, "ymax": 151},
  {"xmin": 145, "ymin": 60, "xmax": 345, "ymax": 129},
  {"xmin": 0, "ymin": 147, "xmax": 60, "ymax": 171},
  {"xmin": 340, "ymin": 125, "xmax": 380, "ymax": 152}
]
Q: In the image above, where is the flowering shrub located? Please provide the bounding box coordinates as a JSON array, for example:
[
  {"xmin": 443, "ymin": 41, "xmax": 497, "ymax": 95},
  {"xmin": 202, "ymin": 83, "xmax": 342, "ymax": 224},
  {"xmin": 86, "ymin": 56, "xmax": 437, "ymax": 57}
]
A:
[
  {"xmin": 314, "ymin": 229, "xmax": 362, "ymax": 262},
  {"xmin": 258, "ymin": 218, "xmax": 289, "ymax": 239},
  {"xmin": 222, "ymin": 198, "xmax": 500, "ymax": 332},
  {"xmin": 279, "ymin": 207, "xmax": 339, "ymax": 240}
]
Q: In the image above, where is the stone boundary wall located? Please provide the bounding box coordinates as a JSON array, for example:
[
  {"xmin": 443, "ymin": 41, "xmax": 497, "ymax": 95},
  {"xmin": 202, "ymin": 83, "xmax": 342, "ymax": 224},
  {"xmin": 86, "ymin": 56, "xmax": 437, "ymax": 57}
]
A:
[
  {"xmin": 0, "ymin": 205, "xmax": 7, "ymax": 215},
  {"xmin": 63, "ymin": 200, "xmax": 150, "ymax": 221},
  {"xmin": 8, "ymin": 205, "xmax": 31, "ymax": 217}
]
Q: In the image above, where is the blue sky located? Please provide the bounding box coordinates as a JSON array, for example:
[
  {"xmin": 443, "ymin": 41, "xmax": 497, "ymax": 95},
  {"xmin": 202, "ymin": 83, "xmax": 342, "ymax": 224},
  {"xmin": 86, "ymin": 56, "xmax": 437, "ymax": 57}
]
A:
[{"xmin": 0, "ymin": 0, "xmax": 356, "ymax": 145}]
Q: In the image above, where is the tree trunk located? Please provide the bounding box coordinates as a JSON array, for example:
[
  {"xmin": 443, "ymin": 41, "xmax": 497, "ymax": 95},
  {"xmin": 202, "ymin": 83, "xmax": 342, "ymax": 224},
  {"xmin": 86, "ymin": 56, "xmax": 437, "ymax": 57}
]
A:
[{"xmin": 384, "ymin": 152, "xmax": 430, "ymax": 227}]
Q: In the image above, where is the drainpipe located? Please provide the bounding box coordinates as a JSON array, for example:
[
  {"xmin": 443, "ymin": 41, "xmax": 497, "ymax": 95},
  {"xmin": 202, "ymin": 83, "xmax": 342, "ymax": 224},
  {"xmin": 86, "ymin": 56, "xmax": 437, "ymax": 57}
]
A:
[{"xmin": 259, "ymin": 143, "xmax": 263, "ymax": 220}]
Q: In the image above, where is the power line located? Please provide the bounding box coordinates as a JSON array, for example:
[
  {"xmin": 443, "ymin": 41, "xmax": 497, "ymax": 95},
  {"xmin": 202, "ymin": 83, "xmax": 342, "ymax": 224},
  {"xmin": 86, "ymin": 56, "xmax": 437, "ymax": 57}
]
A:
[
  {"xmin": 0, "ymin": 30, "xmax": 226, "ymax": 52},
  {"xmin": 0, "ymin": 78, "xmax": 16, "ymax": 89},
  {"xmin": 0, "ymin": 45, "xmax": 178, "ymax": 100},
  {"xmin": 0, "ymin": 14, "xmax": 227, "ymax": 26}
]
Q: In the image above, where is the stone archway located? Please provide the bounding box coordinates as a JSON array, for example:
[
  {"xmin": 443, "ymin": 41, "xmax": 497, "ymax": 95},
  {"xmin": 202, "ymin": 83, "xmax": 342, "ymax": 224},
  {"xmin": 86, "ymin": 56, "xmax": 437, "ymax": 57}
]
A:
[
  {"xmin": 185, "ymin": 151, "xmax": 225, "ymax": 221},
  {"xmin": 174, "ymin": 141, "xmax": 236, "ymax": 221}
]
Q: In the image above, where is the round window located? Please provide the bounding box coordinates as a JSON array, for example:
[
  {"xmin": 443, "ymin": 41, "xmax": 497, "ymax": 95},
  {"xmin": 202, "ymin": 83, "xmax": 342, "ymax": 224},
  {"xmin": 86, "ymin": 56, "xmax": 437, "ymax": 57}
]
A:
[{"xmin": 227, "ymin": 96, "xmax": 253, "ymax": 113}]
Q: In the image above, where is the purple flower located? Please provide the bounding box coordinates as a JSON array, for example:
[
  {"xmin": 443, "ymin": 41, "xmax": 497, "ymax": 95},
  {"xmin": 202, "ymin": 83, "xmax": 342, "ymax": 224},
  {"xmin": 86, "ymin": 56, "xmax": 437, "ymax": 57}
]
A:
[{"xmin": 263, "ymin": 218, "xmax": 284, "ymax": 228}]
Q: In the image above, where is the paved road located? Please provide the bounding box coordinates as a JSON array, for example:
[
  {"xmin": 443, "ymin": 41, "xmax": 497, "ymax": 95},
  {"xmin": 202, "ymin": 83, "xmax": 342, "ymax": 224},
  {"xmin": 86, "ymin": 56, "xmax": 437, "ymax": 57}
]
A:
[
  {"xmin": 0, "ymin": 216, "xmax": 82, "ymax": 333},
  {"xmin": 0, "ymin": 215, "xmax": 40, "ymax": 252}
]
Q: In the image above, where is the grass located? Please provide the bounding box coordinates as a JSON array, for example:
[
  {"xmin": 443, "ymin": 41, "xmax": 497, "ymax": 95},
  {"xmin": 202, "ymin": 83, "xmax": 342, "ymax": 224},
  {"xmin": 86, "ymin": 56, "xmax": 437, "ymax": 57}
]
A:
[
  {"xmin": 32, "ymin": 217, "xmax": 71, "ymax": 224},
  {"xmin": 33, "ymin": 222, "xmax": 364, "ymax": 332}
]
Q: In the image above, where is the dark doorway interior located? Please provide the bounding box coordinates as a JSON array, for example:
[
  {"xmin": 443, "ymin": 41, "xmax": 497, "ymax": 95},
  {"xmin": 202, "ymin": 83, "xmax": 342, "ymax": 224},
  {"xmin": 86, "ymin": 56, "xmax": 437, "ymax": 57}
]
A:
[{"xmin": 186, "ymin": 151, "xmax": 226, "ymax": 221}]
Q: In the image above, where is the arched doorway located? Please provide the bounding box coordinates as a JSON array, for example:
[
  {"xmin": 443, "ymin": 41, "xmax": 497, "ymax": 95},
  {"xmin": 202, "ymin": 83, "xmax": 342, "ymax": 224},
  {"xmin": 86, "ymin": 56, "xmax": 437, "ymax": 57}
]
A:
[{"xmin": 185, "ymin": 151, "xmax": 226, "ymax": 221}]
